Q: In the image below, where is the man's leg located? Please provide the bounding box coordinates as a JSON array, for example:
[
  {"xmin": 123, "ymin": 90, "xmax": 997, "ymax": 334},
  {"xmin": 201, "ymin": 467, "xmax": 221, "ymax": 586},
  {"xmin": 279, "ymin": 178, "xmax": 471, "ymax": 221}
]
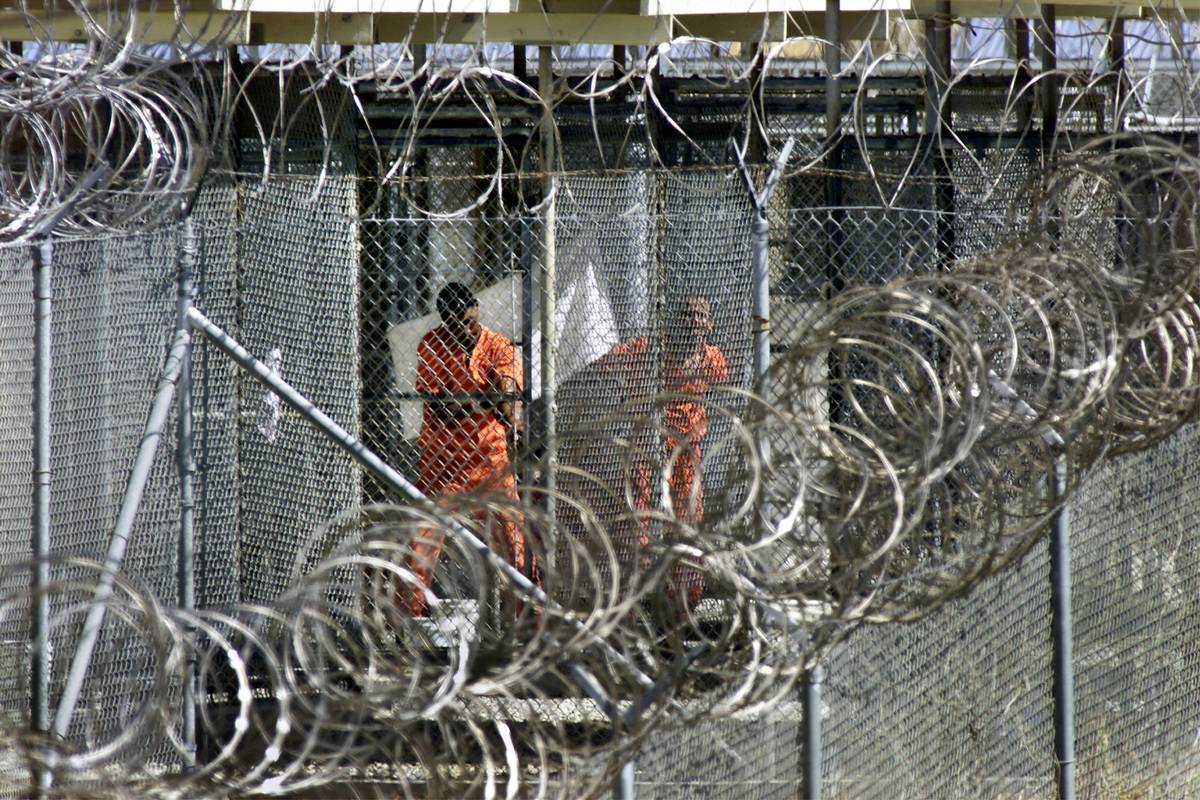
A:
[
  {"xmin": 481, "ymin": 471, "xmax": 544, "ymax": 620},
  {"xmin": 624, "ymin": 459, "xmax": 653, "ymax": 583},
  {"xmin": 667, "ymin": 449, "xmax": 705, "ymax": 611},
  {"xmin": 397, "ymin": 527, "xmax": 448, "ymax": 617}
]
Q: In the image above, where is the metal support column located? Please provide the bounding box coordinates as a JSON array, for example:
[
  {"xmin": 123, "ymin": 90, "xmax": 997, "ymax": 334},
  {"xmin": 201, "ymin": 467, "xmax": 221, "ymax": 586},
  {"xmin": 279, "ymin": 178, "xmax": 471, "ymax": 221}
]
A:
[
  {"xmin": 825, "ymin": 0, "xmax": 841, "ymax": 145},
  {"xmin": 1013, "ymin": 18, "xmax": 1031, "ymax": 130},
  {"xmin": 804, "ymin": 663, "xmax": 825, "ymax": 800},
  {"xmin": 742, "ymin": 139, "xmax": 795, "ymax": 391},
  {"xmin": 1036, "ymin": 4, "xmax": 1059, "ymax": 242},
  {"xmin": 520, "ymin": 213, "xmax": 534, "ymax": 461},
  {"xmin": 824, "ymin": 0, "xmax": 845, "ymax": 418},
  {"xmin": 1050, "ymin": 453, "xmax": 1076, "ymax": 800},
  {"xmin": 740, "ymin": 132, "xmax": 795, "ymax": 544},
  {"xmin": 747, "ymin": 42, "xmax": 766, "ymax": 164},
  {"xmin": 809, "ymin": 8, "xmax": 843, "ymax": 795},
  {"xmin": 1042, "ymin": 17, "xmax": 1071, "ymax": 792},
  {"xmin": 613, "ymin": 761, "xmax": 635, "ymax": 800},
  {"xmin": 824, "ymin": 0, "xmax": 844, "ymax": 296},
  {"xmin": 1107, "ymin": 18, "xmax": 1126, "ymax": 131},
  {"xmin": 926, "ymin": 1, "xmax": 955, "ymax": 272},
  {"xmin": 176, "ymin": 217, "xmax": 198, "ymax": 765},
  {"xmin": 1108, "ymin": 21, "xmax": 1131, "ymax": 272},
  {"xmin": 31, "ymin": 239, "xmax": 52, "ymax": 794},
  {"xmin": 513, "ymin": 43, "xmax": 526, "ymax": 82},
  {"xmin": 538, "ymin": 45, "xmax": 557, "ymax": 553},
  {"xmin": 739, "ymin": 138, "xmax": 802, "ymax": 798},
  {"xmin": 750, "ymin": 210, "xmax": 772, "ymax": 390},
  {"xmin": 924, "ymin": 1, "xmax": 951, "ymax": 136},
  {"xmin": 1036, "ymin": 5, "xmax": 1058, "ymax": 146},
  {"xmin": 1011, "ymin": 17, "xmax": 1030, "ymax": 65}
]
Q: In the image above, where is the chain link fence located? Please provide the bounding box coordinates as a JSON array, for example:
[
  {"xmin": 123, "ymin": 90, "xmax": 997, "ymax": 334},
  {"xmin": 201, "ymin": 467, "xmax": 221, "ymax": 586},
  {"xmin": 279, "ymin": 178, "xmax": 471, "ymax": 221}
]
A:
[{"xmin": 2, "ymin": 69, "xmax": 1200, "ymax": 797}]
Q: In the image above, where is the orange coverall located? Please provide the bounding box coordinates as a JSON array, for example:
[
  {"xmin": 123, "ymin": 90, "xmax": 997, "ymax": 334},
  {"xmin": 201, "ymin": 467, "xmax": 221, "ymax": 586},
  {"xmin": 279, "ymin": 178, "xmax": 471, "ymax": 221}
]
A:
[
  {"xmin": 400, "ymin": 325, "xmax": 529, "ymax": 616},
  {"xmin": 604, "ymin": 336, "xmax": 729, "ymax": 608}
]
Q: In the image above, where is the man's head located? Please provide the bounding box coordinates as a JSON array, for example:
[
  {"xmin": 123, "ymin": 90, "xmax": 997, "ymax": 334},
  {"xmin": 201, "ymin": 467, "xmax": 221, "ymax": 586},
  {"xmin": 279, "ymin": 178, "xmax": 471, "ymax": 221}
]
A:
[
  {"xmin": 674, "ymin": 295, "xmax": 713, "ymax": 343},
  {"xmin": 437, "ymin": 282, "xmax": 481, "ymax": 341}
]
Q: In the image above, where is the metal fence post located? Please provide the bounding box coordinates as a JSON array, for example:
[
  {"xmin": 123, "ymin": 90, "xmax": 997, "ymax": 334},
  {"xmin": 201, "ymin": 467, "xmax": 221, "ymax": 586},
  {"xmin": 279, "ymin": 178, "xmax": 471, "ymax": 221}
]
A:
[
  {"xmin": 31, "ymin": 238, "xmax": 53, "ymax": 794},
  {"xmin": 1107, "ymin": 18, "xmax": 1126, "ymax": 131},
  {"xmin": 613, "ymin": 761, "xmax": 635, "ymax": 800},
  {"xmin": 538, "ymin": 45, "xmax": 557, "ymax": 563},
  {"xmin": 1012, "ymin": 18, "xmax": 1031, "ymax": 131},
  {"xmin": 1036, "ymin": 3, "xmax": 1058, "ymax": 145},
  {"xmin": 740, "ymin": 140, "xmax": 794, "ymax": 388},
  {"xmin": 824, "ymin": 0, "xmax": 845, "ymax": 430},
  {"xmin": 520, "ymin": 213, "xmax": 534, "ymax": 444},
  {"xmin": 926, "ymin": 0, "xmax": 955, "ymax": 273},
  {"xmin": 1050, "ymin": 452, "xmax": 1076, "ymax": 800},
  {"xmin": 804, "ymin": 663, "xmax": 825, "ymax": 800},
  {"xmin": 924, "ymin": 0, "xmax": 951, "ymax": 137},
  {"xmin": 176, "ymin": 216, "xmax": 198, "ymax": 765},
  {"xmin": 808, "ymin": 5, "xmax": 843, "ymax": 795},
  {"xmin": 751, "ymin": 210, "xmax": 771, "ymax": 390},
  {"xmin": 737, "ymin": 137, "xmax": 803, "ymax": 799}
]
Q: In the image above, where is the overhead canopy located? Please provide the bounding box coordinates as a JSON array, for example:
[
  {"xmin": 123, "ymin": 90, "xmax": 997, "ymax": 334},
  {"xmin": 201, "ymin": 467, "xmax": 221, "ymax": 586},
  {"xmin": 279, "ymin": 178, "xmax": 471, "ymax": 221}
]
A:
[{"xmin": 0, "ymin": 0, "xmax": 1179, "ymax": 46}]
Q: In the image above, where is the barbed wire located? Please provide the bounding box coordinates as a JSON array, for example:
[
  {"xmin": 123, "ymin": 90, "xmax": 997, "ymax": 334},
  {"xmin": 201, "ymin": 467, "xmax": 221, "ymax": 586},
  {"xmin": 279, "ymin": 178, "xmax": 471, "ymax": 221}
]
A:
[{"xmin": 2, "ymin": 0, "xmax": 1200, "ymax": 797}]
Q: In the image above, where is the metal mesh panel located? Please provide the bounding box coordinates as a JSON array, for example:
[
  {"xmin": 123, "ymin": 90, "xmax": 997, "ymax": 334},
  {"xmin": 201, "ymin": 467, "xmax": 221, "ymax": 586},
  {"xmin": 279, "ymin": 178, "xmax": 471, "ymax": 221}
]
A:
[
  {"xmin": 559, "ymin": 107, "xmax": 652, "ymax": 170},
  {"xmin": 0, "ymin": 242, "xmax": 32, "ymax": 732},
  {"xmin": 657, "ymin": 167, "xmax": 755, "ymax": 481},
  {"xmin": 0, "ymin": 184, "xmax": 244, "ymax": 746},
  {"xmin": 189, "ymin": 181, "xmax": 242, "ymax": 609},
  {"xmin": 363, "ymin": 164, "xmax": 755, "ymax": 620},
  {"xmin": 361, "ymin": 172, "xmax": 527, "ymax": 492},
  {"xmin": 548, "ymin": 169, "xmax": 754, "ymax": 578},
  {"xmin": 765, "ymin": 113, "xmax": 829, "ymax": 163},
  {"xmin": 823, "ymin": 548, "xmax": 1055, "ymax": 799},
  {"xmin": 49, "ymin": 233, "xmax": 178, "ymax": 590},
  {"xmin": 634, "ymin": 714, "xmax": 801, "ymax": 799},
  {"xmin": 235, "ymin": 174, "xmax": 362, "ymax": 604},
  {"xmin": 951, "ymin": 87, "xmax": 1030, "ymax": 133},
  {"xmin": 951, "ymin": 146, "xmax": 1036, "ymax": 258},
  {"xmin": 1057, "ymin": 163, "xmax": 1120, "ymax": 264},
  {"xmin": 775, "ymin": 152, "xmax": 939, "ymax": 342},
  {"xmin": 1070, "ymin": 422, "xmax": 1200, "ymax": 797},
  {"xmin": 34, "ymin": 228, "xmax": 182, "ymax": 758}
]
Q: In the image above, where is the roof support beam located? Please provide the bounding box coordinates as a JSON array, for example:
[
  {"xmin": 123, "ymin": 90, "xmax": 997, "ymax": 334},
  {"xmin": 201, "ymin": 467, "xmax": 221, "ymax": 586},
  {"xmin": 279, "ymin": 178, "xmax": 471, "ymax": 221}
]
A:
[{"xmin": 375, "ymin": 12, "xmax": 671, "ymax": 44}]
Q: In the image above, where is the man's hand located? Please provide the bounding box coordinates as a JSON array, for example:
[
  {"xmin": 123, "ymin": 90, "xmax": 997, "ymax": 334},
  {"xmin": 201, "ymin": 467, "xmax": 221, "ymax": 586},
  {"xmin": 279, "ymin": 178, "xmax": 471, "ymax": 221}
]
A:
[
  {"xmin": 431, "ymin": 397, "xmax": 478, "ymax": 422},
  {"xmin": 496, "ymin": 377, "xmax": 522, "ymax": 437}
]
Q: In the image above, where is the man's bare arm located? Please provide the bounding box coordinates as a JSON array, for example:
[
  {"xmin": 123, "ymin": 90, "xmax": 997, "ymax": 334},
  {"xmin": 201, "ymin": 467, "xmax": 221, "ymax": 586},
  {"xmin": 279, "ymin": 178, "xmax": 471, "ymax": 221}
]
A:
[
  {"xmin": 429, "ymin": 396, "xmax": 475, "ymax": 422},
  {"xmin": 496, "ymin": 376, "xmax": 523, "ymax": 436}
]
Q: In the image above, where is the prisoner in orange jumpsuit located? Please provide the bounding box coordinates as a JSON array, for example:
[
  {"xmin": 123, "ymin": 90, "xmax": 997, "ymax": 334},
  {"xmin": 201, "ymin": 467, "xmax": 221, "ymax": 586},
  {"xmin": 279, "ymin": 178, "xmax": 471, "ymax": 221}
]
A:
[
  {"xmin": 597, "ymin": 296, "xmax": 729, "ymax": 610},
  {"xmin": 399, "ymin": 282, "xmax": 532, "ymax": 617}
]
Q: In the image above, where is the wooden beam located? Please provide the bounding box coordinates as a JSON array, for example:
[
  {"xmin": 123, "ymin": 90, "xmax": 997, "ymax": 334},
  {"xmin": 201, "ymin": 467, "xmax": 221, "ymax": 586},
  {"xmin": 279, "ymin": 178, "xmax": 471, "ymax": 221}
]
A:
[
  {"xmin": 218, "ymin": 0, "xmax": 512, "ymax": 11},
  {"xmin": 909, "ymin": 0, "xmax": 1142, "ymax": 15},
  {"xmin": 374, "ymin": 12, "xmax": 672, "ymax": 44},
  {"xmin": 785, "ymin": 10, "xmax": 891, "ymax": 36},
  {"xmin": 673, "ymin": 12, "xmax": 786, "ymax": 40},
  {"xmin": 644, "ymin": 0, "xmax": 802, "ymax": 12},
  {"xmin": 514, "ymin": 0, "xmax": 641, "ymax": 10},
  {"xmin": 3, "ymin": 3, "xmax": 1159, "ymax": 50},
  {"xmin": 248, "ymin": 11, "xmax": 373, "ymax": 43},
  {"xmin": 0, "ymin": 9, "xmax": 249, "ymax": 44}
]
